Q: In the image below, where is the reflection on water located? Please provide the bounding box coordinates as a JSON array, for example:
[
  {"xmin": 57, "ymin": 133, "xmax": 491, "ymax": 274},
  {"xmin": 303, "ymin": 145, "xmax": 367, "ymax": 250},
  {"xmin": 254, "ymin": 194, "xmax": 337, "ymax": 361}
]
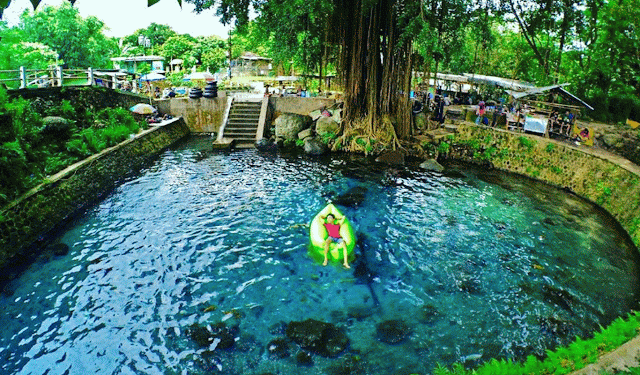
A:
[{"xmin": 1, "ymin": 136, "xmax": 638, "ymax": 374}]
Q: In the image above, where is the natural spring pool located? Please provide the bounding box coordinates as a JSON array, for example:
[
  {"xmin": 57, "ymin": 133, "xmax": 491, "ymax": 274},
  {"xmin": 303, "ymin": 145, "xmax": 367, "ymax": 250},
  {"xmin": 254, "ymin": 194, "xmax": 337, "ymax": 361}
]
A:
[{"xmin": 1, "ymin": 136, "xmax": 639, "ymax": 375}]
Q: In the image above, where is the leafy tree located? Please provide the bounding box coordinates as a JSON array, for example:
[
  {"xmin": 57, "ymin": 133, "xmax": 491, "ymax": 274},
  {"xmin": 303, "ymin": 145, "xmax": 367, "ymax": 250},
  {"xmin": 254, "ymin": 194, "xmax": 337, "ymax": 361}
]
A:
[
  {"xmin": 160, "ymin": 34, "xmax": 196, "ymax": 65},
  {"xmin": 0, "ymin": 22, "xmax": 60, "ymax": 73},
  {"xmin": 193, "ymin": 35, "xmax": 227, "ymax": 71},
  {"xmin": 121, "ymin": 23, "xmax": 177, "ymax": 56},
  {"xmin": 19, "ymin": 3, "xmax": 117, "ymax": 68}
]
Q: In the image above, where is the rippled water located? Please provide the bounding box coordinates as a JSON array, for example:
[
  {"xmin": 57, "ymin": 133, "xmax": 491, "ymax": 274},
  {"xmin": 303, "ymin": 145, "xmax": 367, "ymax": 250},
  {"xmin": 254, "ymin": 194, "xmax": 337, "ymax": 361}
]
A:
[{"xmin": 1, "ymin": 136, "xmax": 639, "ymax": 375}]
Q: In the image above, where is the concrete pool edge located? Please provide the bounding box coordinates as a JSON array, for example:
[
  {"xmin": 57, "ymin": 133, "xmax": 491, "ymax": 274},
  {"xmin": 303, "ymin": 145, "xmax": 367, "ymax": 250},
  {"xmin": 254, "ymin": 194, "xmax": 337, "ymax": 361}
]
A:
[{"xmin": 0, "ymin": 117, "xmax": 190, "ymax": 273}]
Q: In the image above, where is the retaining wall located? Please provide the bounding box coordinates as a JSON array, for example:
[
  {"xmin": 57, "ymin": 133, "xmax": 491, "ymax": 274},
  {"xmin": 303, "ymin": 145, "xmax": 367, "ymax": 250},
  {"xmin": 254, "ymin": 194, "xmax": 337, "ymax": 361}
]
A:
[
  {"xmin": 0, "ymin": 118, "xmax": 190, "ymax": 274},
  {"xmin": 155, "ymin": 97, "xmax": 227, "ymax": 133},
  {"xmin": 8, "ymin": 86, "xmax": 149, "ymax": 111},
  {"xmin": 445, "ymin": 123, "xmax": 640, "ymax": 247},
  {"xmin": 268, "ymin": 97, "xmax": 336, "ymax": 118}
]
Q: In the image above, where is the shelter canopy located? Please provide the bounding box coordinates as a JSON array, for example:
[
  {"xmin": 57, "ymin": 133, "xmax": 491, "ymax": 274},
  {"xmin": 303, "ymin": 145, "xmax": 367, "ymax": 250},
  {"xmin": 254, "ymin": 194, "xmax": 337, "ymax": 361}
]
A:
[{"xmin": 511, "ymin": 84, "xmax": 594, "ymax": 111}]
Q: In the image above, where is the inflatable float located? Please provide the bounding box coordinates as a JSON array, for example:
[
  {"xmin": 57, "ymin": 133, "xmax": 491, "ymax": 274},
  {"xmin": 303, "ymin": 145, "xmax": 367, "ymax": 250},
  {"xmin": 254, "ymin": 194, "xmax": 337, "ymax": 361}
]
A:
[{"xmin": 309, "ymin": 203, "xmax": 356, "ymax": 264}]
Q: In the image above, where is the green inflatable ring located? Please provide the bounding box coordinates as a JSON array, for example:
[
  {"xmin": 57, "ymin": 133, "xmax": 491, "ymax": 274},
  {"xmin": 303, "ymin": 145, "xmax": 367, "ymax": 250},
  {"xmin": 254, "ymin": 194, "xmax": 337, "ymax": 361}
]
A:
[{"xmin": 309, "ymin": 203, "xmax": 356, "ymax": 263}]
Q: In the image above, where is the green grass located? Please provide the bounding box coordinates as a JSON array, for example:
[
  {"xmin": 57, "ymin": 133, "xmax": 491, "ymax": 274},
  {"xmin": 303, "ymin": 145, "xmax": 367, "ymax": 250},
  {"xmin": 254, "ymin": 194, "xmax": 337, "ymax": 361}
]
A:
[{"xmin": 432, "ymin": 311, "xmax": 640, "ymax": 375}]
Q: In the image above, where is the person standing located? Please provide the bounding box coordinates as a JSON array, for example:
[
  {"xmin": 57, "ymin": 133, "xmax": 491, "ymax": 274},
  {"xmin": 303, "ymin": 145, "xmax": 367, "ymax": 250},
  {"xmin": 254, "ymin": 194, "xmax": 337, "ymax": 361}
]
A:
[{"xmin": 491, "ymin": 100, "xmax": 505, "ymax": 127}]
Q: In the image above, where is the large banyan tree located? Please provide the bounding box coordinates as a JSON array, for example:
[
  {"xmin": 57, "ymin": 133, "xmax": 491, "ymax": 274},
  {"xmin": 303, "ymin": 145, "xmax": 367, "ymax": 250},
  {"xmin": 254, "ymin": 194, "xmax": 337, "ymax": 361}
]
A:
[{"xmin": 192, "ymin": 0, "xmax": 421, "ymax": 149}]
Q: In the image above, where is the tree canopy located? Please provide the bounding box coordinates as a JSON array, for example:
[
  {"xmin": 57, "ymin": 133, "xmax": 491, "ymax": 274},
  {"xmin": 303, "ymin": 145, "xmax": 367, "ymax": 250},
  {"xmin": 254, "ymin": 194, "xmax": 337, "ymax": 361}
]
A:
[
  {"xmin": 1, "ymin": 0, "xmax": 639, "ymax": 124},
  {"xmin": 18, "ymin": 3, "xmax": 117, "ymax": 68}
]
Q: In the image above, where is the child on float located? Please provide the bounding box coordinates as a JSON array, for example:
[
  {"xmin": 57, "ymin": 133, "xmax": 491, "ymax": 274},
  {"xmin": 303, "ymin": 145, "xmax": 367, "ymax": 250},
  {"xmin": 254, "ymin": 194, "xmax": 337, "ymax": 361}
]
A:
[{"xmin": 322, "ymin": 213, "xmax": 350, "ymax": 269}]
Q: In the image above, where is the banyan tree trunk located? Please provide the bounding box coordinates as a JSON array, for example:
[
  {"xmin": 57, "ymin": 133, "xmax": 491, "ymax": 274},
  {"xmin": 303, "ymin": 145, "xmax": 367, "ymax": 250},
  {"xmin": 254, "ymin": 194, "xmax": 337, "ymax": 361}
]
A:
[{"xmin": 334, "ymin": 0, "xmax": 414, "ymax": 139}]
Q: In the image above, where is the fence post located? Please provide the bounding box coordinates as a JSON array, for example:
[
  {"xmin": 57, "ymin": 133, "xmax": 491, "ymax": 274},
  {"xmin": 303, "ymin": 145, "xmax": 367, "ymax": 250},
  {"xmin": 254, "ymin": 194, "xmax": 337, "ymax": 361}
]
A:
[
  {"xmin": 56, "ymin": 66, "xmax": 63, "ymax": 87},
  {"xmin": 19, "ymin": 66, "xmax": 26, "ymax": 89},
  {"xmin": 87, "ymin": 67, "xmax": 94, "ymax": 86}
]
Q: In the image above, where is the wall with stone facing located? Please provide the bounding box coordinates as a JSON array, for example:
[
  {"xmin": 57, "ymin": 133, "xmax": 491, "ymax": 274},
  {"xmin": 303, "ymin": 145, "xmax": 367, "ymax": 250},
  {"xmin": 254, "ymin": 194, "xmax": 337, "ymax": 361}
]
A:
[
  {"xmin": 268, "ymin": 97, "xmax": 336, "ymax": 118},
  {"xmin": 444, "ymin": 123, "xmax": 640, "ymax": 247},
  {"xmin": 0, "ymin": 118, "xmax": 190, "ymax": 273},
  {"xmin": 155, "ymin": 97, "xmax": 227, "ymax": 133},
  {"xmin": 9, "ymin": 86, "xmax": 148, "ymax": 112}
]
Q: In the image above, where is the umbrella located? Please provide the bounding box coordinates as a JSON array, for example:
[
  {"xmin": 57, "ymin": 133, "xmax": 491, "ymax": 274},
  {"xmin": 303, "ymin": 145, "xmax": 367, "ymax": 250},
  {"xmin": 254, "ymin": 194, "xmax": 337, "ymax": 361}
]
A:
[
  {"xmin": 139, "ymin": 72, "xmax": 166, "ymax": 82},
  {"xmin": 130, "ymin": 103, "xmax": 157, "ymax": 114},
  {"xmin": 183, "ymin": 72, "xmax": 215, "ymax": 82},
  {"xmin": 150, "ymin": 69, "xmax": 166, "ymax": 74}
]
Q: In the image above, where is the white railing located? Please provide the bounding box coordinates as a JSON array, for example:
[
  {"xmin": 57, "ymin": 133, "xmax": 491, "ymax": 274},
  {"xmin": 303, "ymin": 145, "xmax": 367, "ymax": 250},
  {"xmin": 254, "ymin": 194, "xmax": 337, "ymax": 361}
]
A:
[{"xmin": 0, "ymin": 66, "xmax": 132, "ymax": 91}]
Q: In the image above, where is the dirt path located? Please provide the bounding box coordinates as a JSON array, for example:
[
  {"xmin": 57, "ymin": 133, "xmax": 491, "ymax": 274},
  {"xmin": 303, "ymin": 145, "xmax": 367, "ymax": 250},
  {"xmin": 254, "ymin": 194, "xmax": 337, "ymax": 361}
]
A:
[{"xmin": 570, "ymin": 335, "xmax": 640, "ymax": 375}]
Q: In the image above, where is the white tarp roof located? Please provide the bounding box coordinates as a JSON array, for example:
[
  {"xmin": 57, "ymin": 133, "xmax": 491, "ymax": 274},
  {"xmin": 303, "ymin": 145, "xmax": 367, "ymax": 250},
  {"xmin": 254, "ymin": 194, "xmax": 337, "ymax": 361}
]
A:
[
  {"xmin": 512, "ymin": 84, "xmax": 594, "ymax": 110},
  {"xmin": 464, "ymin": 73, "xmax": 536, "ymax": 91}
]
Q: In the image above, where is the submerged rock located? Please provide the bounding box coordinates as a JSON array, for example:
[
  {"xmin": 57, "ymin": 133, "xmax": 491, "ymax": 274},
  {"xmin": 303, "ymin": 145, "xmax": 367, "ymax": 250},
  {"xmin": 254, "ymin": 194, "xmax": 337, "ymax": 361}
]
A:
[
  {"xmin": 419, "ymin": 304, "xmax": 441, "ymax": 325},
  {"xmin": 285, "ymin": 319, "xmax": 349, "ymax": 357},
  {"xmin": 304, "ymin": 137, "xmax": 328, "ymax": 155},
  {"xmin": 267, "ymin": 338, "xmax": 290, "ymax": 358},
  {"xmin": 375, "ymin": 151, "xmax": 405, "ymax": 166},
  {"xmin": 47, "ymin": 243, "xmax": 70, "ymax": 256},
  {"xmin": 296, "ymin": 351, "xmax": 314, "ymax": 366},
  {"xmin": 376, "ymin": 319, "xmax": 410, "ymax": 344},
  {"xmin": 188, "ymin": 322, "xmax": 237, "ymax": 349},
  {"xmin": 419, "ymin": 159, "xmax": 444, "ymax": 172},
  {"xmin": 256, "ymin": 138, "xmax": 277, "ymax": 152},
  {"xmin": 333, "ymin": 186, "xmax": 367, "ymax": 207}
]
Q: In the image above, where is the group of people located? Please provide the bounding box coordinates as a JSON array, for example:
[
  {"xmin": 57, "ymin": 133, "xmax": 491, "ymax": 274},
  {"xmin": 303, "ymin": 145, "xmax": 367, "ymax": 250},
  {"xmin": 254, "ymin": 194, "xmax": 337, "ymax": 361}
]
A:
[
  {"xmin": 548, "ymin": 109, "xmax": 576, "ymax": 136},
  {"xmin": 475, "ymin": 100, "xmax": 508, "ymax": 127}
]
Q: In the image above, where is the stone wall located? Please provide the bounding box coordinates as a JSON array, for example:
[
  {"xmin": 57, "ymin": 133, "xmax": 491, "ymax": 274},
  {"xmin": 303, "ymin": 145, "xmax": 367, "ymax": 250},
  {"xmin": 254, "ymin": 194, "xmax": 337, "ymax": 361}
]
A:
[
  {"xmin": 155, "ymin": 97, "xmax": 227, "ymax": 133},
  {"xmin": 0, "ymin": 118, "xmax": 190, "ymax": 274},
  {"xmin": 443, "ymin": 123, "xmax": 640, "ymax": 247},
  {"xmin": 268, "ymin": 97, "xmax": 336, "ymax": 118},
  {"xmin": 9, "ymin": 86, "xmax": 148, "ymax": 112}
]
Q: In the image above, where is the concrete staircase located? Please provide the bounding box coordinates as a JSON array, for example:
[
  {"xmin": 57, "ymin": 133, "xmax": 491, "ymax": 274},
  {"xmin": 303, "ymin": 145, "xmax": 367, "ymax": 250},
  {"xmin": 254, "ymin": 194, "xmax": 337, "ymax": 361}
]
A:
[{"xmin": 222, "ymin": 100, "xmax": 263, "ymax": 148}]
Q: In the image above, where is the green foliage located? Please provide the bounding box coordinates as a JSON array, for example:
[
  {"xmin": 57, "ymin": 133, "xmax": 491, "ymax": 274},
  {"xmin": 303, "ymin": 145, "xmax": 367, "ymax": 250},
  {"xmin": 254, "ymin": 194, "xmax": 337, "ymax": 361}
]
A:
[
  {"xmin": 0, "ymin": 95, "xmax": 143, "ymax": 206},
  {"xmin": 518, "ymin": 136, "xmax": 535, "ymax": 151},
  {"xmin": 438, "ymin": 141, "xmax": 450, "ymax": 155},
  {"xmin": 546, "ymin": 143, "xmax": 555, "ymax": 153},
  {"xmin": 320, "ymin": 132, "xmax": 337, "ymax": 145},
  {"xmin": 596, "ymin": 181, "xmax": 613, "ymax": 206},
  {"xmin": 19, "ymin": 3, "xmax": 117, "ymax": 68},
  {"xmin": 295, "ymin": 139, "xmax": 304, "ymax": 147},
  {"xmin": 0, "ymin": 22, "xmax": 59, "ymax": 74},
  {"xmin": 432, "ymin": 311, "xmax": 640, "ymax": 375},
  {"xmin": 121, "ymin": 23, "xmax": 177, "ymax": 56},
  {"xmin": 550, "ymin": 165, "xmax": 563, "ymax": 174}
]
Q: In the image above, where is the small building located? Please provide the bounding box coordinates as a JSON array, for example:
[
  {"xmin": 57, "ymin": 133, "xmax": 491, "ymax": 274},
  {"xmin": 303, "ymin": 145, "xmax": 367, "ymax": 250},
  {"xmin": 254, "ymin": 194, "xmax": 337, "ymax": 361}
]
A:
[
  {"xmin": 231, "ymin": 52, "xmax": 272, "ymax": 77},
  {"xmin": 111, "ymin": 56, "xmax": 165, "ymax": 74}
]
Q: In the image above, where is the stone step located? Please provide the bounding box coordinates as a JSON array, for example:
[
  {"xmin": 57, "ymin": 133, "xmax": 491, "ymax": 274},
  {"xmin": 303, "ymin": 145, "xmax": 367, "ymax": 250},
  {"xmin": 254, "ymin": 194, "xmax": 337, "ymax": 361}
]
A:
[
  {"xmin": 224, "ymin": 129, "xmax": 257, "ymax": 135},
  {"xmin": 225, "ymin": 123, "xmax": 257, "ymax": 128},
  {"xmin": 228, "ymin": 115, "xmax": 260, "ymax": 122},
  {"xmin": 230, "ymin": 107, "xmax": 261, "ymax": 113},
  {"xmin": 224, "ymin": 123, "xmax": 258, "ymax": 130},
  {"xmin": 225, "ymin": 134, "xmax": 256, "ymax": 140}
]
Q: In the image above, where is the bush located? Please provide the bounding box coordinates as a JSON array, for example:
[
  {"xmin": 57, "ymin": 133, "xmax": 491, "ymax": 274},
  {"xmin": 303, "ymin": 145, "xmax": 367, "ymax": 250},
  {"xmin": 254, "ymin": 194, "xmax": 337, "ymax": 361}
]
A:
[{"xmin": 0, "ymin": 89, "xmax": 145, "ymax": 206}]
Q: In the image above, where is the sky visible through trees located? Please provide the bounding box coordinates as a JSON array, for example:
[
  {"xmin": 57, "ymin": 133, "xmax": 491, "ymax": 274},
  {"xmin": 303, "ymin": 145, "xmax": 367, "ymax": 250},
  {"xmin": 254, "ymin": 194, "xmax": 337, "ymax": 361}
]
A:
[{"xmin": 0, "ymin": 0, "xmax": 638, "ymax": 125}]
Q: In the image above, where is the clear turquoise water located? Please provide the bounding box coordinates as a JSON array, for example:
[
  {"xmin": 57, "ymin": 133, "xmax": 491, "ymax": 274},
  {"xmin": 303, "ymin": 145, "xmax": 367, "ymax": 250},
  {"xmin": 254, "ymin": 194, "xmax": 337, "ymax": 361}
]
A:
[{"xmin": 1, "ymin": 136, "xmax": 639, "ymax": 375}]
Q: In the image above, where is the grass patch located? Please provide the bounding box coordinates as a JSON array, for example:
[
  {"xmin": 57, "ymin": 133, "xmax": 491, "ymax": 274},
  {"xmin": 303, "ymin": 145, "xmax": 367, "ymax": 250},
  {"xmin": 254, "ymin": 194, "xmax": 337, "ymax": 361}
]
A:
[
  {"xmin": 519, "ymin": 136, "xmax": 536, "ymax": 151},
  {"xmin": 433, "ymin": 311, "xmax": 640, "ymax": 375}
]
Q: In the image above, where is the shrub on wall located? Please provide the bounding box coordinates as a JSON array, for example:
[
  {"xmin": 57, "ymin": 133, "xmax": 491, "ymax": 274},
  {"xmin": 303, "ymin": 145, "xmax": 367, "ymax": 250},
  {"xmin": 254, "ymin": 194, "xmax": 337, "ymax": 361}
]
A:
[{"xmin": 0, "ymin": 87, "xmax": 148, "ymax": 206}]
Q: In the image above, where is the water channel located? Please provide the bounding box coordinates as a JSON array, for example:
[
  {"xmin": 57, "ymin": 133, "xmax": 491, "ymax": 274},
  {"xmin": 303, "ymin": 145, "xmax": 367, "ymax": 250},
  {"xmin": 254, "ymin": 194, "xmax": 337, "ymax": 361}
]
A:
[{"xmin": 1, "ymin": 136, "xmax": 639, "ymax": 374}]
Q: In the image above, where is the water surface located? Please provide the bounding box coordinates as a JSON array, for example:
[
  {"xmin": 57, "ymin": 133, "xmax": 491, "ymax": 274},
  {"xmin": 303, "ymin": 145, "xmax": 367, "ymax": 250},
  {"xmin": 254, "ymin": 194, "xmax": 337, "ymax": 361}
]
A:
[{"xmin": 1, "ymin": 136, "xmax": 639, "ymax": 374}]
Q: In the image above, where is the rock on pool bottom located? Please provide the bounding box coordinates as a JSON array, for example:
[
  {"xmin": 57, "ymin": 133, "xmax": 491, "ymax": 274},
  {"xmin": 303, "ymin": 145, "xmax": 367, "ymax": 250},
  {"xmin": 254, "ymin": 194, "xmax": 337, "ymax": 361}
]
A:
[{"xmin": 1, "ymin": 136, "xmax": 639, "ymax": 375}]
